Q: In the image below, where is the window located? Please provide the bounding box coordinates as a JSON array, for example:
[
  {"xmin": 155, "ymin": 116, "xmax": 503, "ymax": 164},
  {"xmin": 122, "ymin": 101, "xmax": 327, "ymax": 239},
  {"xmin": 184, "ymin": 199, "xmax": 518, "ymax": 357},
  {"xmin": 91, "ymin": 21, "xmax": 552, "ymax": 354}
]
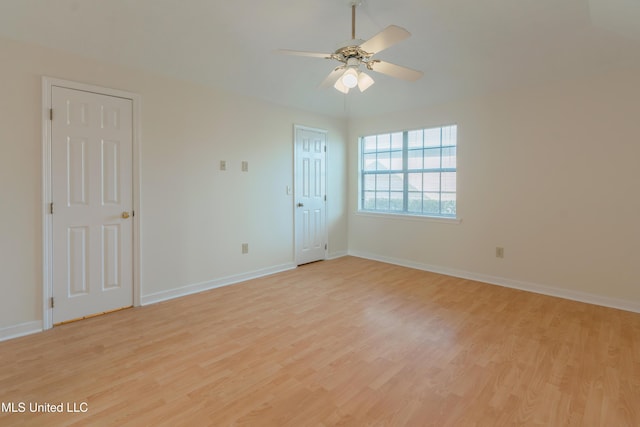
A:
[{"xmin": 359, "ymin": 125, "xmax": 457, "ymax": 218}]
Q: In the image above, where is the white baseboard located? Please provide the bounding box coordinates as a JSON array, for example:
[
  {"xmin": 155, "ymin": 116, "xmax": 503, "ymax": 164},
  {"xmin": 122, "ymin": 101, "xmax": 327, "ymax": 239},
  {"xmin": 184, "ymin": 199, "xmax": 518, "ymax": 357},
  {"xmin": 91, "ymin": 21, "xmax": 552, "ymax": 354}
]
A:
[
  {"xmin": 348, "ymin": 250, "xmax": 640, "ymax": 314},
  {"xmin": 327, "ymin": 250, "xmax": 348, "ymax": 260},
  {"xmin": 0, "ymin": 321, "xmax": 43, "ymax": 342},
  {"xmin": 140, "ymin": 262, "xmax": 297, "ymax": 306}
]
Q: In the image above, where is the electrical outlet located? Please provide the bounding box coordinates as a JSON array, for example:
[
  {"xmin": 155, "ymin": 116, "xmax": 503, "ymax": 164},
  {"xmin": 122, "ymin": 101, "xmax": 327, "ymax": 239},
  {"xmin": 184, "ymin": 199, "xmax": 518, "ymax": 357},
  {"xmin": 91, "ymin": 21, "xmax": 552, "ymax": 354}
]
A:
[
  {"xmin": 220, "ymin": 160, "xmax": 226, "ymax": 171},
  {"xmin": 496, "ymin": 247, "xmax": 504, "ymax": 258},
  {"xmin": 241, "ymin": 243, "xmax": 249, "ymax": 254},
  {"xmin": 241, "ymin": 161, "xmax": 249, "ymax": 172}
]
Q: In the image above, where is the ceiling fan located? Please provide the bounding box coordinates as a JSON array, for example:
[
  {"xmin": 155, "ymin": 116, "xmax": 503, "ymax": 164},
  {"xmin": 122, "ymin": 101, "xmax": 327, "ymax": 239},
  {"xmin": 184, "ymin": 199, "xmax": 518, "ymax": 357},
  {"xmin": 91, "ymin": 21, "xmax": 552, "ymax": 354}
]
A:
[{"xmin": 276, "ymin": 1, "xmax": 423, "ymax": 94}]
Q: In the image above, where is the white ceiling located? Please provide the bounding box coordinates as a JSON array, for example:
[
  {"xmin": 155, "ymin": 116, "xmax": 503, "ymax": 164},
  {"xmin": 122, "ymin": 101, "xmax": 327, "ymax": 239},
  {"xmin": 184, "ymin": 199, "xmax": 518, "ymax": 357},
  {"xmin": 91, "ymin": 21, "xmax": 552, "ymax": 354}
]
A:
[{"xmin": 1, "ymin": 0, "xmax": 639, "ymax": 118}]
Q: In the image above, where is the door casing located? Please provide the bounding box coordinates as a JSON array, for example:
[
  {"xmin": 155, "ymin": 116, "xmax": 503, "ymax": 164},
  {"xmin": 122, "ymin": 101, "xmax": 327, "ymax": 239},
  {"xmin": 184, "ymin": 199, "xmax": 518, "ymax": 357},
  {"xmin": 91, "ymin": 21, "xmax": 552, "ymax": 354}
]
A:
[
  {"xmin": 293, "ymin": 124, "xmax": 328, "ymax": 265},
  {"xmin": 41, "ymin": 77, "xmax": 142, "ymax": 330}
]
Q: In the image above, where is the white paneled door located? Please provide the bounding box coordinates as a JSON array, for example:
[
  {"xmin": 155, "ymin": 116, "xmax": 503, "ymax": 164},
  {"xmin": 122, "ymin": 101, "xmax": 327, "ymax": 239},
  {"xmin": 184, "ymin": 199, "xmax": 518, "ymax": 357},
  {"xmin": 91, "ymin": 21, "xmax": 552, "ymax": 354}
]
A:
[
  {"xmin": 294, "ymin": 126, "xmax": 327, "ymax": 265},
  {"xmin": 51, "ymin": 86, "xmax": 133, "ymax": 324}
]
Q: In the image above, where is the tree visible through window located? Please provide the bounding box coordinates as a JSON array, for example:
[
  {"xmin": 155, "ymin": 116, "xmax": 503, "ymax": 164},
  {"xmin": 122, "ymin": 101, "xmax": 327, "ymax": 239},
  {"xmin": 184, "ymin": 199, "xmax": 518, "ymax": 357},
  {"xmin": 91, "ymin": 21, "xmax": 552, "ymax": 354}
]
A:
[{"xmin": 359, "ymin": 125, "xmax": 457, "ymax": 218}]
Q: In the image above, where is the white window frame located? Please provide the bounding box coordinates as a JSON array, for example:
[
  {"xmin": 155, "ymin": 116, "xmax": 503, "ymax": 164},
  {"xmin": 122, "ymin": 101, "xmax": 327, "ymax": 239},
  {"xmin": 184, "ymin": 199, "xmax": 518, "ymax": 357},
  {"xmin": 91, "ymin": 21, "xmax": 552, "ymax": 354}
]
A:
[{"xmin": 358, "ymin": 124, "xmax": 458, "ymax": 220}]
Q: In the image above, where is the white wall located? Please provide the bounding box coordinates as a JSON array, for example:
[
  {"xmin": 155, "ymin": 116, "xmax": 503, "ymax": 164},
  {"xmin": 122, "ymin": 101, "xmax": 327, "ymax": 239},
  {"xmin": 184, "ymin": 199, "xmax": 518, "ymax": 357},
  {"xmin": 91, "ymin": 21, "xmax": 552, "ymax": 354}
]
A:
[
  {"xmin": 348, "ymin": 66, "xmax": 640, "ymax": 309},
  {"xmin": 3, "ymin": 32, "xmax": 639, "ymax": 338},
  {"xmin": 0, "ymin": 36, "xmax": 348, "ymax": 333}
]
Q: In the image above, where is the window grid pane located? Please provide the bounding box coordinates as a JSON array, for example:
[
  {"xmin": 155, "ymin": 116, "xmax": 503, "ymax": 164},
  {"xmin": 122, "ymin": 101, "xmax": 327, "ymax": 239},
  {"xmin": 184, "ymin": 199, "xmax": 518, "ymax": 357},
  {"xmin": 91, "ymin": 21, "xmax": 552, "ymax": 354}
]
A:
[
  {"xmin": 407, "ymin": 149, "xmax": 423, "ymax": 169},
  {"xmin": 359, "ymin": 125, "xmax": 457, "ymax": 218}
]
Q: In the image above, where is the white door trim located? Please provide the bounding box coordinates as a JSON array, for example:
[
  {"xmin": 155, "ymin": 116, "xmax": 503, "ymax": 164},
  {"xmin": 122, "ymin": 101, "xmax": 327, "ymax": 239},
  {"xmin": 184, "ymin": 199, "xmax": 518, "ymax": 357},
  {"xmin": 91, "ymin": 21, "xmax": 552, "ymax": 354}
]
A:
[
  {"xmin": 41, "ymin": 77, "xmax": 142, "ymax": 330},
  {"xmin": 293, "ymin": 124, "xmax": 328, "ymax": 265}
]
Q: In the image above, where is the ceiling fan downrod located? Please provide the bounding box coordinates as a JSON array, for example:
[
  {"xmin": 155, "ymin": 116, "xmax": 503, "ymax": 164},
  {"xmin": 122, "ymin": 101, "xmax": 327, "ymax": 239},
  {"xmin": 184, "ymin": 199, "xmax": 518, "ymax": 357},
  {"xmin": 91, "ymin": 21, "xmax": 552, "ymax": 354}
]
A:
[{"xmin": 351, "ymin": 3, "xmax": 356, "ymax": 39}]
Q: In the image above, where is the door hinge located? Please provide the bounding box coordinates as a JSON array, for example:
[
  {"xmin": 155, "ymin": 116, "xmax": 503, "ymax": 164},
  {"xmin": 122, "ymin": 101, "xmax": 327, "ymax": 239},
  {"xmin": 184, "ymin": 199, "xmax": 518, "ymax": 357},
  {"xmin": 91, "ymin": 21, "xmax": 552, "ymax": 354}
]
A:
[
  {"xmin": 132, "ymin": 210, "xmax": 135, "ymax": 217},
  {"xmin": 324, "ymin": 195, "xmax": 327, "ymax": 202},
  {"xmin": 324, "ymin": 145, "xmax": 326, "ymax": 152},
  {"xmin": 50, "ymin": 297, "xmax": 54, "ymax": 308},
  {"xmin": 49, "ymin": 108, "xmax": 53, "ymax": 121},
  {"xmin": 325, "ymin": 243, "xmax": 327, "ymax": 250},
  {"xmin": 49, "ymin": 202, "xmax": 54, "ymax": 214}
]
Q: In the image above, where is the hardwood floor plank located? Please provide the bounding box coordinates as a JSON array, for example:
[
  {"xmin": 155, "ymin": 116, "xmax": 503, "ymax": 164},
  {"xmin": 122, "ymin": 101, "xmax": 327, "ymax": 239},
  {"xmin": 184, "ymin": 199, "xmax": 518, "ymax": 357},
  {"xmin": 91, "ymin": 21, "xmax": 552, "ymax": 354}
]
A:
[{"xmin": 1, "ymin": 256, "xmax": 639, "ymax": 426}]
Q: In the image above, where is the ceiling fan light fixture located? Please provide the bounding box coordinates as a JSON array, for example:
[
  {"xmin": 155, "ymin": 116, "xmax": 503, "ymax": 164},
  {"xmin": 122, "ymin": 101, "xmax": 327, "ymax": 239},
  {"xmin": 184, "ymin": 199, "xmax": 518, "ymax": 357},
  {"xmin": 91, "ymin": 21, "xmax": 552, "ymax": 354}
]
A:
[
  {"xmin": 341, "ymin": 67, "xmax": 359, "ymax": 88},
  {"xmin": 334, "ymin": 78, "xmax": 350, "ymax": 94},
  {"xmin": 357, "ymin": 71, "xmax": 374, "ymax": 92}
]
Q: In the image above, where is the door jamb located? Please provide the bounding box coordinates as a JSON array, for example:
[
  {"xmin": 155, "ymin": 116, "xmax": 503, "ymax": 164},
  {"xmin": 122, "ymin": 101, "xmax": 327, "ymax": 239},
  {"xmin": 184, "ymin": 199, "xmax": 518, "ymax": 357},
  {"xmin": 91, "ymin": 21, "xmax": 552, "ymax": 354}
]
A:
[
  {"xmin": 293, "ymin": 124, "xmax": 328, "ymax": 265},
  {"xmin": 41, "ymin": 77, "xmax": 142, "ymax": 330}
]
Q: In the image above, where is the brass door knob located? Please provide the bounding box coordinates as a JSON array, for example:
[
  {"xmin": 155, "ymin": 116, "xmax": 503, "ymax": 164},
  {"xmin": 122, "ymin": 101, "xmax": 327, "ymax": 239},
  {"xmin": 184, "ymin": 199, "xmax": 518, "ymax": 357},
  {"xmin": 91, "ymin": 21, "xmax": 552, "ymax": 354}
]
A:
[{"xmin": 121, "ymin": 211, "xmax": 130, "ymax": 219}]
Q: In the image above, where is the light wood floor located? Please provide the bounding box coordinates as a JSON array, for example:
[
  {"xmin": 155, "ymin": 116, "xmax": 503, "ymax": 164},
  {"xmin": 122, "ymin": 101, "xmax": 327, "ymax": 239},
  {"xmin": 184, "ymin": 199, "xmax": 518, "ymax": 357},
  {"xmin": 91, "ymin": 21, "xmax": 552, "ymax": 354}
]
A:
[{"xmin": 1, "ymin": 256, "xmax": 639, "ymax": 426}]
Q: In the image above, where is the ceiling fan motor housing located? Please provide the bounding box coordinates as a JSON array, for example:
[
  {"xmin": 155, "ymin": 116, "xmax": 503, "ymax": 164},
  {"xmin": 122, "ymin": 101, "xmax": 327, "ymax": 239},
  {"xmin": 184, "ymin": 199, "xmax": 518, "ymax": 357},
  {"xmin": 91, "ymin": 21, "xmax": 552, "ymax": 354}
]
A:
[{"xmin": 332, "ymin": 42, "xmax": 373, "ymax": 67}]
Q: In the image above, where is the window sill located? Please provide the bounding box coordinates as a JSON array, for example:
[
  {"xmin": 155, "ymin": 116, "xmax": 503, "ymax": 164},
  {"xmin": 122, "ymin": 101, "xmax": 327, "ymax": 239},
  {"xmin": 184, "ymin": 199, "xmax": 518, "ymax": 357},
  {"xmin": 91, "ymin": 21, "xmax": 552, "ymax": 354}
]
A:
[{"xmin": 355, "ymin": 211, "xmax": 462, "ymax": 224}]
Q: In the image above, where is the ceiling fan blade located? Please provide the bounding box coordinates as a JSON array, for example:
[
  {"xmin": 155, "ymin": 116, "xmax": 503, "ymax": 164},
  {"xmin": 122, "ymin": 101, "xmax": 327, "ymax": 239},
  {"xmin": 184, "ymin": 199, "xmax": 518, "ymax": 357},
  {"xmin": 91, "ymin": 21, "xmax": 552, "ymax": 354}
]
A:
[
  {"xmin": 274, "ymin": 49, "xmax": 333, "ymax": 59},
  {"xmin": 369, "ymin": 60, "xmax": 423, "ymax": 81},
  {"xmin": 359, "ymin": 25, "xmax": 411, "ymax": 54},
  {"xmin": 320, "ymin": 67, "xmax": 346, "ymax": 88}
]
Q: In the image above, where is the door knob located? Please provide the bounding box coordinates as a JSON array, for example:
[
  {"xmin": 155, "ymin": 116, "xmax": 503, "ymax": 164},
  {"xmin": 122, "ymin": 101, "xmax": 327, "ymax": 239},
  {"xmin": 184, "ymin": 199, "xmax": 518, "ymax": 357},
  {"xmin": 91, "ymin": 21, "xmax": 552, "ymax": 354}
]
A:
[
  {"xmin": 297, "ymin": 203, "xmax": 304, "ymax": 207},
  {"xmin": 121, "ymin": 211, "xmax": 130, "ymax": 219}
]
